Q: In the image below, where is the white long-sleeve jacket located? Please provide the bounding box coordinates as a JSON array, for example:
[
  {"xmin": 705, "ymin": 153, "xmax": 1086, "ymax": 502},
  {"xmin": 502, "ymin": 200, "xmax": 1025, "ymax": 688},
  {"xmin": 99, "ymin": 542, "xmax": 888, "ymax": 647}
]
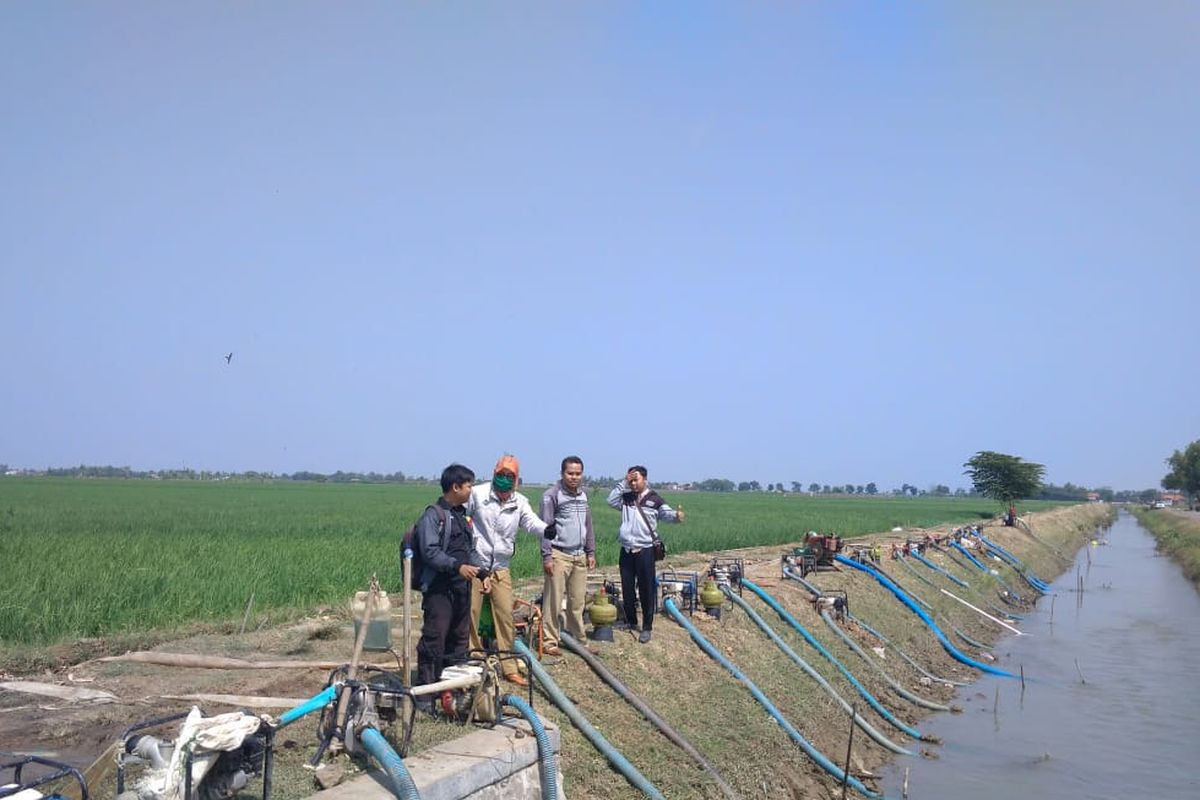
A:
[{"xmin": 466, "ymin": 482, "xmax": 548, "ymax": 571}]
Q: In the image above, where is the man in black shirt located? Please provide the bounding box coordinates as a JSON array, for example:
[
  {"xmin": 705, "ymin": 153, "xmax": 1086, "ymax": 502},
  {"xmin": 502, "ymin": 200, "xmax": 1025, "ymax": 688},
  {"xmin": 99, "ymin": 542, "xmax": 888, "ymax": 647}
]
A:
[{"xmin": 415, "ymin": 463, "xmax": 488, "ymax": 685}]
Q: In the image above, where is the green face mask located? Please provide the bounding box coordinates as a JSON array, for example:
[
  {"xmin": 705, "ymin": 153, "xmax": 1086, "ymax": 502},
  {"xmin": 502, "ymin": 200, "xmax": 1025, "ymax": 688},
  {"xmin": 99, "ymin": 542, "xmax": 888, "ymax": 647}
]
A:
[{"xmin": 493, "ymin": 474, "xmax": 515, "ymax": 492}]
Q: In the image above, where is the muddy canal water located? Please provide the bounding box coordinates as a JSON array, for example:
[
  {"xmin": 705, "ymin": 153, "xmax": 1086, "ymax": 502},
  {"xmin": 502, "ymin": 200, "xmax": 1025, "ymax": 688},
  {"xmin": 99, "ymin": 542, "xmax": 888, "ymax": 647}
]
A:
[{"xmin": 882, "ymin": 511, "xmax": 1200, "ymax": 799}]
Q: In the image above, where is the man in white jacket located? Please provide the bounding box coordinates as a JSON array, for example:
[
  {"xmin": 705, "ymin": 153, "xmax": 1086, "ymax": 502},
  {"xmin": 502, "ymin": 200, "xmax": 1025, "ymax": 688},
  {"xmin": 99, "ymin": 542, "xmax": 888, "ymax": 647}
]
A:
[
  {"xmin": 607, "ymin": 465, "xmax": 685, "ymax": 643},
  {"xmin": 466, "ymin": 454, "xmax": 555, "ymax": 685}
]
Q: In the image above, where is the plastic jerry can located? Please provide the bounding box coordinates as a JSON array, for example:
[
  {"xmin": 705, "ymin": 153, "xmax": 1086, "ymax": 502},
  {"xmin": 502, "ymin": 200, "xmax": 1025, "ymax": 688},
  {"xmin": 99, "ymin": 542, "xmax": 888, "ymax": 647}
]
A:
[{"xmin": 352, "ymin": 590, "xmax": 392, "ymax": 651}]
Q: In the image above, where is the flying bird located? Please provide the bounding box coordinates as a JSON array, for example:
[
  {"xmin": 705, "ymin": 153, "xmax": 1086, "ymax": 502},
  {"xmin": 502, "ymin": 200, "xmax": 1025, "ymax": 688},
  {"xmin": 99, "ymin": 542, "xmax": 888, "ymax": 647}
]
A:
[{"xmin": 224, "ymin": 352, "xmax": 233, "ymax": 364}]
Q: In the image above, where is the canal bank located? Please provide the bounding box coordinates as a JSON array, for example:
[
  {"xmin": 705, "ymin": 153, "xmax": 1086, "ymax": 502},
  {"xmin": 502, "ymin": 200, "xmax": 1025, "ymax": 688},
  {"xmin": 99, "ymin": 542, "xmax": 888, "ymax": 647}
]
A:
[{"xmin": 880, "ymin": 509, "xmax": 1200, "ymax": 799}]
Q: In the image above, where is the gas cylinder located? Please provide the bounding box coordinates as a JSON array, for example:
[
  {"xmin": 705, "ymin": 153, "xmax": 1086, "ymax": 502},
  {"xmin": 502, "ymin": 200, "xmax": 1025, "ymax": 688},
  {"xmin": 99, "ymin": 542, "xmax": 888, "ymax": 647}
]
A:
[
  {"xmin": 587, "ymin": 588, "xmax": 618, "ymax": 642},
  {"xmin": 699, "ymin": 579, "xmax": 724, "ymax": 618}
]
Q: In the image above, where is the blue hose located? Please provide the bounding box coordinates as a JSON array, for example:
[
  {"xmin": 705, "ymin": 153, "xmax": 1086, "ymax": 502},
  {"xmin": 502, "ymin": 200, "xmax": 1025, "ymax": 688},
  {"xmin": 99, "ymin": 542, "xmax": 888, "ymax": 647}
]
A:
[
  {"xmin": 513, "ymin": 639, "xmax": 664, "ymax": 799},
  {"xmin": 663, "ymin": 598, "xmax": 887, "ymax": 799},
  {"xmin": 870, "ymin": 564, "xmax": 934, "ymax": 611},
  {"xmin": 936, "ymin": 549, "xmax": 1026, "ymax": 620},
  {"xmin": 833, "ymin": 555, "xmax": 1021, "ymax": 679},
  {"xmin": 894, "ymin": 555, "xmax": 940, "ymax": 590},
  {"xmin": 278, "ymin": 684, "xmax": 338, "ymax": 727},
  {"xmin": 911, "ymin": 552, "xmax": 970, "ymax": 589},
  {"xmin": 501, "ymin": 694, "xmax": 557, "ymax": 800},
  {"xmin": 742, "ymin": 578, "xmax": 926, "ymax": 741},
  {"xmin": 722, "ymin": 585, "xmax": 913, "ymax": 755},
  {"xmin": 360, "ymin": 726, "xmax": 421, "ymax": 800},
  {"xmin": 950, "ymin": 543, "xmax": 1030, "ymax": 603},
  {"xmin": 845, "ymin": 611, "xmax": 970, "ymax": 688},
  {"xmin": 976, "ymin": 535, "xmax": 1051, "ymax": 593},
  {"xmin": 950, "ymin": 542, "xmax": 988, "ymax": 572},
  {"xmin": 838, "ymin": 565, "xmax": 983, "ymax": 652}
]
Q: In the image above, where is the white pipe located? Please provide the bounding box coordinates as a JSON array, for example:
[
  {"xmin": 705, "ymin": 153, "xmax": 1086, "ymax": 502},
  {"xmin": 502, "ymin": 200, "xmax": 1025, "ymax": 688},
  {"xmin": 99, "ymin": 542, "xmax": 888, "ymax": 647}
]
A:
[
  {"xmin": 939, "ymin": 588, "xmax": 1025, "ymax": 635},
  {"xmin": 407, "ymin": 673, "xmax": 482, "ymax": 697}
]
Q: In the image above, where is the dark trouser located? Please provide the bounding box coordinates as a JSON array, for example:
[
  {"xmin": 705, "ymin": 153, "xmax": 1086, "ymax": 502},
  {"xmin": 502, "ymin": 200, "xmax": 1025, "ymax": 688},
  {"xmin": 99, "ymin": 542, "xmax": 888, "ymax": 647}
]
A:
[
  {"xmin": 417, "ymin": 581, "xmax": 471, "ymax": 685},
  {"xmin": 619, "ymin": 547, "xmax": 658, "ymax": 631}
]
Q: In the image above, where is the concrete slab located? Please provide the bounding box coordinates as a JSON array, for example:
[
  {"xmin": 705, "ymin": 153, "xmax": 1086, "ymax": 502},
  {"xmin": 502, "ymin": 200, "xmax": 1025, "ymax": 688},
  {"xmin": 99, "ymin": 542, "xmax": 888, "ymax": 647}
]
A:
[{"xmin": 311, "ymin": 719, "xmax": 564, "ymax": 800}]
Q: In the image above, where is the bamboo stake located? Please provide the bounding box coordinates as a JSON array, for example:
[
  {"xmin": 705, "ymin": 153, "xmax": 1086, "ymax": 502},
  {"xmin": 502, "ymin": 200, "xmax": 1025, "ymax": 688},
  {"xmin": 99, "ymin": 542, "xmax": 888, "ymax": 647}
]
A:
[
  {"xmin": 402, "ymin": 547, "xmax": 414, "ymax": 724},
  {"xmin": 335, "ymin": 575, "xmax": 379, "ymax": 733},
  {"xmin": 840, "ymin": 702, "xmax": 857, "ymax": 800},
  {"xmin": 240, "ymin": 592, "xmax": 256, "ymax": 635}
]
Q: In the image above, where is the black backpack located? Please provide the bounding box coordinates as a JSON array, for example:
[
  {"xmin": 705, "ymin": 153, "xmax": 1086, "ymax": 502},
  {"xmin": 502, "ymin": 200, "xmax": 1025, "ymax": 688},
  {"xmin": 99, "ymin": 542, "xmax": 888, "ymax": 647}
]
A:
[{"xmin": 402, "ymin": 504, "xmax": 451, "ymax": 589}]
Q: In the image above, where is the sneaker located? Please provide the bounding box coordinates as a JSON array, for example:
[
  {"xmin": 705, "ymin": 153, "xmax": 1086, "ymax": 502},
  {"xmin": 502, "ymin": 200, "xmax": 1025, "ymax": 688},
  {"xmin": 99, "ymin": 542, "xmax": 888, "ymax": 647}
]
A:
[{"xmin": 639, "ymin": 630, "xmax": 652, "ymax": 644}]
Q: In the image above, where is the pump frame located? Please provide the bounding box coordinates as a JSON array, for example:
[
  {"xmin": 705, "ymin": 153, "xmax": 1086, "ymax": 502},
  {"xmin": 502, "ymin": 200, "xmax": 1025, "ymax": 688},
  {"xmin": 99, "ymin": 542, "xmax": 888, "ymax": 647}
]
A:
[
  {"xmin": 657, "ymin": 570, "xmax": 699, "ymax": 616},
  {"xmin": 114, "ymin": 710, "xmax": 273, "ymax": 800},
  {"xmin": 1, "ymin": 753, "xmax": 89, "ymax": 800}
]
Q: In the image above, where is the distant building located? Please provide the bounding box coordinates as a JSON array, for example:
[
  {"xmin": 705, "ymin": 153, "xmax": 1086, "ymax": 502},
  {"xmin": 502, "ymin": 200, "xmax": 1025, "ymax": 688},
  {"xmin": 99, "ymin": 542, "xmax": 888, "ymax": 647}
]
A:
[{"xmin": 1086, "ymin": 491, "xmax": 1100, "ymax": 502}]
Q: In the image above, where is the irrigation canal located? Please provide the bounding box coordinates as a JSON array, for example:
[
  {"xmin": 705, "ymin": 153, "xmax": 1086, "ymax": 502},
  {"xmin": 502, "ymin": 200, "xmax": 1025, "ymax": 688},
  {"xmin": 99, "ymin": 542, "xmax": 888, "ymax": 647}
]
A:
[{"xmin": 880, "ymin": 510, "xmax": 1200, "ymax": 799}]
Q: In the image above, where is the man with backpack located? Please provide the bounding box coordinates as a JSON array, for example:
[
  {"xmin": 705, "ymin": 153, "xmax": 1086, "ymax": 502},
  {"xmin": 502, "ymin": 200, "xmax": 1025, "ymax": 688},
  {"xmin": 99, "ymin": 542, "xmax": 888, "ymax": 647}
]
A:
[{"xmin": 412, "ymin": 463, "xmax": 488, "ymax": 686}]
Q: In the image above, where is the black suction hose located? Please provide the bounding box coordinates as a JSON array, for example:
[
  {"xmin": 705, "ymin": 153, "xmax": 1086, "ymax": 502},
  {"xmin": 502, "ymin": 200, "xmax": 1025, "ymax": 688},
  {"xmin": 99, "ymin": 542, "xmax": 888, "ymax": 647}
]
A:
[
  {"xmin": 818, "ymin": 609, "xmax": 954, "ymax": 712},
  {"xmin": 560, "ymin": 632, "xmax": 739, "ymax": 800}
]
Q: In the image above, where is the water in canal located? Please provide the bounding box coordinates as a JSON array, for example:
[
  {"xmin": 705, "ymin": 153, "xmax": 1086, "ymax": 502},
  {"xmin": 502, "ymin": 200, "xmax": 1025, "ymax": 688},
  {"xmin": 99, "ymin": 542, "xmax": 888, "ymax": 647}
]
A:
[{"xmin": 882, "ymin": 510, "xmax": 1200, "ymax": 799}]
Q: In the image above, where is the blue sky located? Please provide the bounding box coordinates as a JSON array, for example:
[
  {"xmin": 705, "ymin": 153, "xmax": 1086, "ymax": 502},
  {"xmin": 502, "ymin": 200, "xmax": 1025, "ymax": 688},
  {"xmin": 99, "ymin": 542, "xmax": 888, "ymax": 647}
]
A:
[{"xmin": 2, "ymin": 2, "xmax": 1196, "ymax": 490}]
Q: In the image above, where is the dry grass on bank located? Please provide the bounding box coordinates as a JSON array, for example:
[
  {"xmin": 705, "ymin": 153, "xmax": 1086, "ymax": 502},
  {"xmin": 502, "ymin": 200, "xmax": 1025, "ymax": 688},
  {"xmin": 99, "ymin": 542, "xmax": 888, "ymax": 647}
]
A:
[{"xmin": 1131, "ymin": 508, "xmax": 1200, "ymax": 590}]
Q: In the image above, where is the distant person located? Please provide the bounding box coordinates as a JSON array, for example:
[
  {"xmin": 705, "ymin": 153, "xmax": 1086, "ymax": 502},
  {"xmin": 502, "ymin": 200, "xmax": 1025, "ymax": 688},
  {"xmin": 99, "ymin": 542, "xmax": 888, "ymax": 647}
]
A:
[
  {"xmin": 607, "ymin": 465, "xmax": 685, "ymax": 644},
  {"xmin": 539, "ymin": 456, "xmax": 595, "ymax": 655},
  {"xmin": 414, "ymin": 463, "xmax": 488, "ymax": 688},
  {"xmin": 467, "ymin": 454, "xmax": 556, "ymax": 686}
]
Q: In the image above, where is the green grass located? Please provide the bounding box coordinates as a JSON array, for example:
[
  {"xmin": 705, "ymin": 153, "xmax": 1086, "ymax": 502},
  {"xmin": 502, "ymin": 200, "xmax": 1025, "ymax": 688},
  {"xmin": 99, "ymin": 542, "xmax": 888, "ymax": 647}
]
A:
[
  {"xmin": 0, "ymin": 477, "xmax": 1067, "ymax": 646},
  {"xmin": 1131, "ymin": 507, "xmax": 1200, "ymax": 590}
]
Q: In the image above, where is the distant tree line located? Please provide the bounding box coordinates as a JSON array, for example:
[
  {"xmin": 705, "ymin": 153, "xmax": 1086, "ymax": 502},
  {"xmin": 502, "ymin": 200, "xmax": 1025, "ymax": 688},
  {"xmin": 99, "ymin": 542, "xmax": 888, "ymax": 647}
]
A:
[
  {"xmin": 21, "ymin": 464, "xmax": 420, "ymax": 483},
  {"xmin": 3, "ymin": 462, "xmax": 1159, "ymax": 504}
]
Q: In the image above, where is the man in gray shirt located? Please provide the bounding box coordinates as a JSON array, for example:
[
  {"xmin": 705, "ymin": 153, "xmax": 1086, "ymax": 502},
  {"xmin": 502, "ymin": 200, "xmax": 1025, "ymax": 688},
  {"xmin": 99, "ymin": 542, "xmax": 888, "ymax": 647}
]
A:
[{"xmin": 540, "ymin": 456, "xmax": 595, "ymax": 655}]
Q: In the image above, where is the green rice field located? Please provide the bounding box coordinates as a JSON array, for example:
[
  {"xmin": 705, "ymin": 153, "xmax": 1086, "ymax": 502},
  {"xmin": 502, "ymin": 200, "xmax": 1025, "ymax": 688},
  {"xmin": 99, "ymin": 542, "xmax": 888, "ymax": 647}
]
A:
[{"xmin": 0, "ymin": 478, "xmax": 1067, "ymax": 646}]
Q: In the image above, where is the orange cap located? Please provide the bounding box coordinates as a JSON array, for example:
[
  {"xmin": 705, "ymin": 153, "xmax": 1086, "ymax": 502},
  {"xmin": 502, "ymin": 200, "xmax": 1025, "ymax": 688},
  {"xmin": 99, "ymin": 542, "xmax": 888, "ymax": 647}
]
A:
[{"xmin": 494, "ymin": 454, "xmax": 520, "ymax": 480}]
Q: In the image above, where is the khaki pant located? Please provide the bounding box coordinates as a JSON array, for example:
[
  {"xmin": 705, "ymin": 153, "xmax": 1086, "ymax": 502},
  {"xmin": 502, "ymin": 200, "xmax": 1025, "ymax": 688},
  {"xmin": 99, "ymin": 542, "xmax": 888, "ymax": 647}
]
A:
[
  {"xmin": 469, "ymin": 568, "xmax": 522, "ymax": 677},
  {"xmin": 542, "ymin": 549, "xmax": 589, "ymax": 648}
]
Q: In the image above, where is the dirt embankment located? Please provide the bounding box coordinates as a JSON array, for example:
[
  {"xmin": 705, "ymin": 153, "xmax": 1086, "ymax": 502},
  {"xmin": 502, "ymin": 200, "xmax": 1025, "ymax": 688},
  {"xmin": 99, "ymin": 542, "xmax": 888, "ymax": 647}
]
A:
[
  {"xmin": 1, "ymin": 504, "xmax": 1112, "ymax": 800},
  {"xmin": 1131, "ymin": 507, "xmax": 1200, "ymax": 590}
]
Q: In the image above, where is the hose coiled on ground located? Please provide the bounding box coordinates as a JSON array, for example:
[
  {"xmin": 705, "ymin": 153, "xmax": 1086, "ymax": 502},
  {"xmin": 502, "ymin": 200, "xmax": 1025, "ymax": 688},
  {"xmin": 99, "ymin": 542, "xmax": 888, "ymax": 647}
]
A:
[
  {"xmin": 360, "ymin": 726, "xmax": 420, "ymax": 800},
  {"xmin": 833, "ymin": 555, "xmax": 1020, "ymax": 679},
  {"xmin": 513, "ymin": 639, "xmax": 664, "ymax": 800},
  {"xmin": 742, "ymin": 578, "xmax": 927, "ymax": 741},
  {"xmin": 721, "ymin": 586, "xmax": 913, "ymax": 755},
  {"xmin": 559, "ymin": 632, "xmax": 739, "ymax": 799},
  {"xmin": 500, "ymin": 693, "xmax": 558, "ymax": 800},
  {"xmin": 663, "ymin": 597, "xmax": 887, "ymax": 800}
]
